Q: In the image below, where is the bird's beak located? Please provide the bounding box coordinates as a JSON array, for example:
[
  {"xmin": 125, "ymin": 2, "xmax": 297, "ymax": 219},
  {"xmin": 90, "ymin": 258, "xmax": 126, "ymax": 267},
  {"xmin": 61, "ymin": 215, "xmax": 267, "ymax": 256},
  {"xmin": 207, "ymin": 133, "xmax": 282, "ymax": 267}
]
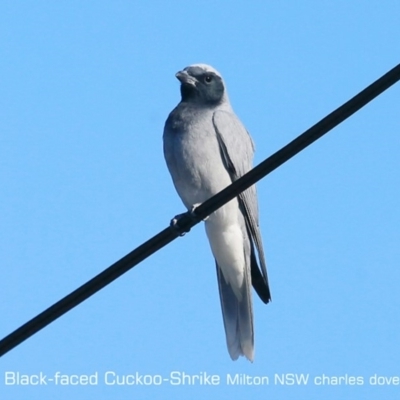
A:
[{"xmin": 175, "ymin": 70, "xmax": 197, "ymax": 86}]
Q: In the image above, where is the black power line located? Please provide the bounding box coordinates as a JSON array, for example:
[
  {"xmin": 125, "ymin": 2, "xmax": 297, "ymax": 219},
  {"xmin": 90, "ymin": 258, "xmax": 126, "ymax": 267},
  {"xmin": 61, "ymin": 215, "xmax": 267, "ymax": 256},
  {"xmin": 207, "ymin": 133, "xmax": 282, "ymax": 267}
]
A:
[{"xmin": 1, "ymin": 63, "xmax": 399, "ymax": 358}]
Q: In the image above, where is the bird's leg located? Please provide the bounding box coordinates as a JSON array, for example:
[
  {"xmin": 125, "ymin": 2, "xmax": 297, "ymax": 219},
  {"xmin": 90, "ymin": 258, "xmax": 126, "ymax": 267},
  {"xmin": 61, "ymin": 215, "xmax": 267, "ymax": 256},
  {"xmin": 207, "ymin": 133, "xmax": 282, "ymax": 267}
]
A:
[{"xmin": 170, "ymin": 203, "xmax": 208, "ymax": 237}]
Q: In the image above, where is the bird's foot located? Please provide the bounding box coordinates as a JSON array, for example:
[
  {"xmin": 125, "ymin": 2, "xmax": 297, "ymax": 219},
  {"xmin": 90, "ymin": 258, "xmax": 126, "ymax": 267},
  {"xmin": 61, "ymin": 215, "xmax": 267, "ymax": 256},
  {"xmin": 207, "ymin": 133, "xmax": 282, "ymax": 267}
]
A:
[
  {"xmin": 191, "ymin": 203, "xmax": 208, "ymax": 221},
  {"xmin": 170, "ymin": 203, "xmax": 207, "ymax": 237},
  {"xmin": 170, "ymin": 213, "xmax": 190, "ymax": 237}
]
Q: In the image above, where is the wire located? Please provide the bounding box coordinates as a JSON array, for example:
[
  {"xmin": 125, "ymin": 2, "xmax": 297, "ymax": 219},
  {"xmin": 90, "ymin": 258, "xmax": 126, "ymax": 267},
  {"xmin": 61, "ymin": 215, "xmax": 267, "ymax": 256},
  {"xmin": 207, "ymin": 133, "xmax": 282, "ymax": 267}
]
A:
[{"xmin": 1, "ymin": 63, "xmax": 399, "ymax": 358}]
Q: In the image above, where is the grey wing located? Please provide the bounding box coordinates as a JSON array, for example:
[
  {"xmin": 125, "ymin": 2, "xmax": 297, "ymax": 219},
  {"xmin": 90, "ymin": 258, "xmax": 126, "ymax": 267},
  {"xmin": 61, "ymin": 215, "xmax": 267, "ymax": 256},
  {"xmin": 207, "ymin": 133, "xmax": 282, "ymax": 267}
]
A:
[{"xmin": 212, "ymin": 110, "xmax": 271, "ymax": 304}]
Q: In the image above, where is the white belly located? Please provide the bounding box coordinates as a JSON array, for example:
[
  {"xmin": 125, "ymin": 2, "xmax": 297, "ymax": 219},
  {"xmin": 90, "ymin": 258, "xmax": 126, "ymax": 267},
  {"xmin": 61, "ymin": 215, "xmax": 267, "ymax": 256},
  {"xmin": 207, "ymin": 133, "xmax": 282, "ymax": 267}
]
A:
[{"xmin": 205, "ymin": 198, "xmax": 245, "ymax": 299}]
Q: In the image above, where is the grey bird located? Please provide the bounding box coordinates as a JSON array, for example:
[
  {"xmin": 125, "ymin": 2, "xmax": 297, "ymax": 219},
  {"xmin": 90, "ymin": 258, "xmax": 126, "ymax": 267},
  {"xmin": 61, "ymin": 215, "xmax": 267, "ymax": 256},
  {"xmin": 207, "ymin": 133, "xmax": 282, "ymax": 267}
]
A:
[{"xmin": 163, "ymin": 64, "xmax": 270, "ymax": 361}]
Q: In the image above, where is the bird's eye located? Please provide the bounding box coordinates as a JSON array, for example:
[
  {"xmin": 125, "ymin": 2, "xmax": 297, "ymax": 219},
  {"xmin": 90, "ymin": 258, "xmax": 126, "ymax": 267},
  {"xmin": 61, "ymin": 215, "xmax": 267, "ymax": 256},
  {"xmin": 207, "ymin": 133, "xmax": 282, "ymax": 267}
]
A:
[{"xmin": 204, "ymin": 75, "xmax": 213, "ymax": 83}]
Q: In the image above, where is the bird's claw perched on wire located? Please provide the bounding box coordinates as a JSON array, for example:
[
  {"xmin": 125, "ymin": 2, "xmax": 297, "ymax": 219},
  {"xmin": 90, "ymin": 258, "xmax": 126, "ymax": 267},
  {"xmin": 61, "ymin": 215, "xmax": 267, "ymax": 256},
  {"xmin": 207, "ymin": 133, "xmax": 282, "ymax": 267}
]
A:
[
  {"xmin": 190, "ymin": 203, "xmax": 208, "ymax": 221},
  {"xmin": 170, "ymin": 213, "xmax": 190, "ymax": 236},
  {"xmin": 170, "ymin": 203, "xmax": 207, "ymax": 236}
]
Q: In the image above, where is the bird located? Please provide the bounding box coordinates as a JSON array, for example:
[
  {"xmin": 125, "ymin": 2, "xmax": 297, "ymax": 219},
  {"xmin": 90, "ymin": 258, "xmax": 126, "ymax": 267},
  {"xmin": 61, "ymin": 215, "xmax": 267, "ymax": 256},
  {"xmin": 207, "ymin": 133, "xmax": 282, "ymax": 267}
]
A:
[{"xmin": 163, "ymin": 64, "xmax": 270, "ymax": 361}]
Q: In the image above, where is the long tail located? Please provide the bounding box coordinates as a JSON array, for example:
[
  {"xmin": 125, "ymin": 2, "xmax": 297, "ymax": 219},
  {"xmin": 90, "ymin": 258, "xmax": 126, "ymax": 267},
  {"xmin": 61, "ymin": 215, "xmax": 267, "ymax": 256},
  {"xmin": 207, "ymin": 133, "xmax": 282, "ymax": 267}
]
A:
[{"xmin": 216, "ymin": 259, "xmax": 254, "ymax": 361}]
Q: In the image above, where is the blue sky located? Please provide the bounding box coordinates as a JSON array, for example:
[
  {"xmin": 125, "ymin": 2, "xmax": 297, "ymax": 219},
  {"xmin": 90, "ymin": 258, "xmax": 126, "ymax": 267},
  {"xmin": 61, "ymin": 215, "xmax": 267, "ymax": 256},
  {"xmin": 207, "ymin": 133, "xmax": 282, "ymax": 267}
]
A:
[{"xmin": 1, "ymin": 1, "xmax": 399, "ymax": 399}]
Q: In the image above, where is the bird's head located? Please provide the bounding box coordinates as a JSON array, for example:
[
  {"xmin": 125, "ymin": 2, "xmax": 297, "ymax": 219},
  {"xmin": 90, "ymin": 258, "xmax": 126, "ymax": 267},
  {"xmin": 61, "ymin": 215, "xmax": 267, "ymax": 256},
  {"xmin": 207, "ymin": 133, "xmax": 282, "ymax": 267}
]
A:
[{"xmin": 176, "ymin": 64, "xmax": 226, "ymax": 106}]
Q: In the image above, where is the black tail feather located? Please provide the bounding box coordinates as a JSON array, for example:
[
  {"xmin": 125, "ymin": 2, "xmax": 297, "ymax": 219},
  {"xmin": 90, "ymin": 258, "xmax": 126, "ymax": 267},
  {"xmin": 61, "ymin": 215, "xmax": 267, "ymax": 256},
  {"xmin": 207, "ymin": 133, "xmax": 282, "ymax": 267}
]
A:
[{"xmin": 250, "ymin": 243, "xmax": 271, "ymax": 304}]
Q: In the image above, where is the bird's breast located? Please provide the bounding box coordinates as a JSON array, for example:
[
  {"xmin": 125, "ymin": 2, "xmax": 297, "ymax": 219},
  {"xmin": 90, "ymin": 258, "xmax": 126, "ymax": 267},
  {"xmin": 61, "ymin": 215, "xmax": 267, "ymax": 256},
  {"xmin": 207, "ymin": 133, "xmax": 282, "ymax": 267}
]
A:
[{"xmin": 164, "ymin": 111, "xmax": 232, "ymax": 209}]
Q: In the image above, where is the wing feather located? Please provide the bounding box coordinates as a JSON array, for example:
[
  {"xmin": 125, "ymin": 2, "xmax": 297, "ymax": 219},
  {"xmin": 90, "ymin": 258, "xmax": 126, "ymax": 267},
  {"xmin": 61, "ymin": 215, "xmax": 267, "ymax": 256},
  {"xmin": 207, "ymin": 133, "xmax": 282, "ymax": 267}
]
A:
[{"xmin": 212, "ymin": 110, "xmax": 271, "ymax": 303}]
